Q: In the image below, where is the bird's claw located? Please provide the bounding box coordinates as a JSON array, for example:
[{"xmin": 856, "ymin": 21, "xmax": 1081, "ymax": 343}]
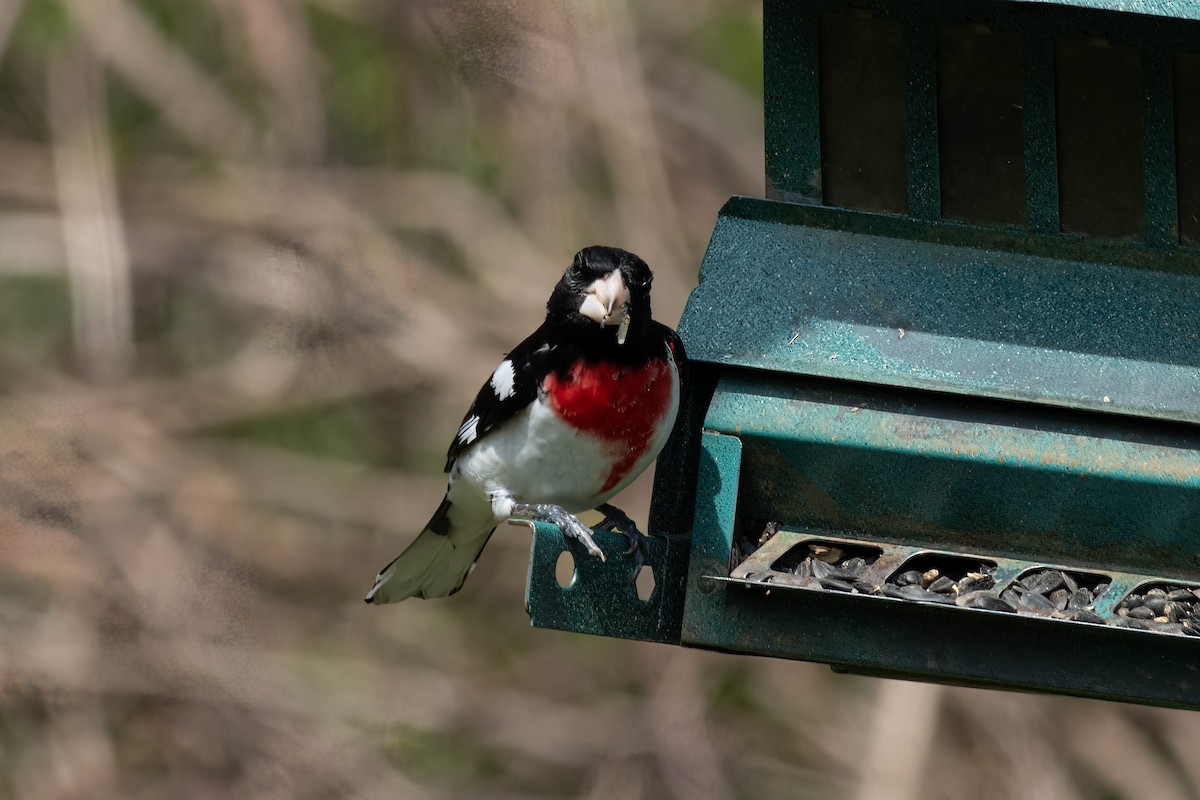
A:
[
  {"xmin": 508, "ymin": 502, "xmax": 605, "ymax": 561},
  {"xmin": 595, "ymin": 504, "xmax": 652, "ymax": 574},
  {"xmin": 545, "ymin": 506, "xmax": 606, "ymax": 562}
]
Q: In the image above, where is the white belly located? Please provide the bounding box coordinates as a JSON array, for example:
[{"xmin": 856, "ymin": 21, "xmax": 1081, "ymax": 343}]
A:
[
  {"xmin": 453, "ymin": 398, "xmax": 616, "ymax": 513},
  {"xmin": 449, "ymin": 343, "xmax": 680, "ymax": 523}
]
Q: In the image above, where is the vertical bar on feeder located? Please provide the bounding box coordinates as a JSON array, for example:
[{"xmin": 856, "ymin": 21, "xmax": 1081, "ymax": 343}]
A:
[{"xmin": 765, "ymin": 0, "xmax": 822, "ymax": 203}]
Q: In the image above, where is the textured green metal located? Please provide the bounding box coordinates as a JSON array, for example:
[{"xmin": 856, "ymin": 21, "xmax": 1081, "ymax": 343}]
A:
[
  {"xmin": 684, "ymin": 567, "xmax": 1200, "ymax": 709},
  {"xmin": 525, "ymin": 522, "xmax": 686, "ymax": 644},
  {"xmin": 703, "ymin": 372, "xmax": 1200, "ymax": 578},
  {"xmin": 683, "ymin": 198, "xmax": 1200, "ymax": 425},
  {"xmin": 764, "ymin": 7, "xmax": 821, "ymax": 202},
  {"xmin": 677, "ymin": 380, "xmax": 1200, "ymax": 709}
]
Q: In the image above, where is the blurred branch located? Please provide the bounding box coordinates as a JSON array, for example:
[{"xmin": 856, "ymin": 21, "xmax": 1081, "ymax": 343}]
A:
[
  {"xmin": 15, "ymin": 704, "xmax": 117, "ymax": 800},
  {"xmin": 0, "ymin": 0, "xmax": 25, "ymax": 65},
  {"xmin": 1058, "ymin": 704, "xmax": 1194, "ymax": 800},
  {"xmin": 855, "ymin": 680, "xmax": 943, "ymax": 800},
  {"xmin": 951, "ymin": 691, "xmax": 1083, "ymax": 800},
  {"xmin": 212, "ymin": 0, "xmax": 325, "ymax": 162},
  {"xmin": 62, "ymin": 0, "xmax": 256, "ymax": 156},
  {"xmin": 47, "ymin": 40, "xmax": 133, "ymax": 381},
  {"xmin": 566, "ymin": 0, "xmax": 691, "ymax": 268},
  {"xmin": 342, "ymin": 168, "xmax": 559, "ymax": 305},
  {"xmin": 644, "ymin": 649, "xmax": 733, "ymax": 800}
]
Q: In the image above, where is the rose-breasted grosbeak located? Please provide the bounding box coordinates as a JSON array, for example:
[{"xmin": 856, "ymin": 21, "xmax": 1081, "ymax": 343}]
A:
[{"xmin": 364, "ymin": 246, "xmax": 684, "ymax": 603}]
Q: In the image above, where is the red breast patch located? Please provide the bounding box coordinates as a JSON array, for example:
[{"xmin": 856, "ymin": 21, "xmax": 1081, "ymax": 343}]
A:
[{"xmin": 543, "ymin": 358, "xmax": 675, "ymax": 492}]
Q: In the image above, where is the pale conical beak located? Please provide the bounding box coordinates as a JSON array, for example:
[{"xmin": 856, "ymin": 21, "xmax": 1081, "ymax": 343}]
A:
[{"xmin": 578, "ymin": 271, "xmax": 630, "ymax": 337}]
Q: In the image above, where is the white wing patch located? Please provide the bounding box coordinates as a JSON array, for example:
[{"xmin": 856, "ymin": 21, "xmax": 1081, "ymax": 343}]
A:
[
  {"xmin": 457, "ymin": 414, "xmax": 480, "ymax": 445},
  {"xmin": 490, "ymin": 359, "xmax": 517, "ymax": 401}
]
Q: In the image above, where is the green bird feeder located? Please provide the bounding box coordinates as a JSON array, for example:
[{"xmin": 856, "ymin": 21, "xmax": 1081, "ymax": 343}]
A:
[{"xmin": 526, "ymin": 0, "xmax": 1200, "ymax": 710}]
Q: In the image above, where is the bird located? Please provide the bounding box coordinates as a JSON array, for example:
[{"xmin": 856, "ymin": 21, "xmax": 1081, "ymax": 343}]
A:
[{"xmin": 364, "ymin": 245, "xmax": 684, "ymax": 603}]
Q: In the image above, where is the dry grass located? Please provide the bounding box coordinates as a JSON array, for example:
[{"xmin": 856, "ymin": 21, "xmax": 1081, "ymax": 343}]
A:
[{"xmin": 0, "ymin": 1, "xmax": 1196, "ymax": 798}]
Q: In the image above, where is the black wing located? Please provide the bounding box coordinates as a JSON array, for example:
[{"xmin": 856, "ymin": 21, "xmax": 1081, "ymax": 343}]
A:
[
  {"xmin": 655, "ymin": 321, "xmax": 687, "ymax": 389},
  {"xmin": 443, "ymin": 322, "xmax": 556, "ymax": 471}
]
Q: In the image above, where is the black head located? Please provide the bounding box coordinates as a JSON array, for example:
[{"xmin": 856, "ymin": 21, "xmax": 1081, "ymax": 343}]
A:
[{"xmin": 546, "ymin": 246, "xmax": 654, "ymax": 346}]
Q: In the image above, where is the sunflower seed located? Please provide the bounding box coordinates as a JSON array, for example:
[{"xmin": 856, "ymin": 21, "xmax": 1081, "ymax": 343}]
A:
[
  {"xmin": 841, "ymin": 557, "xmax": 867, "ymax": 574},
  {"xmin": 957, "ymin": 574, "xmax": 995, "ymax": 593},
  {"xmin": 928, "ymin": 576, "xmax": 956, "ymax": 594},
  {"xmin": 818, "ymin": 577, "xmax": 855, "ymax": 593},
  {"xmin": 1019, "ymin": 592, "xmax": 1056, "ymax": 613},
  {"xmin": 898, "ymin": 584, "xmax": 943, "ymax": 602},
  {"xmin": 1020, "ymin": 570, "xmax": 1066, "ymax": 595},
  {"xmin": 959, "ymin": 592, "xmax": 1015, "ymax": 612},
  {"xmin": 1067, "ymin": 588, "xmax": 1093, "ymax": 610},
  {"xmin": 1049, "ymin": 589, "xmax": 1071, "ymax": 611},
  {"xmin": 808, "ymin": 544, "xmax": 843, "ymax": 564}
]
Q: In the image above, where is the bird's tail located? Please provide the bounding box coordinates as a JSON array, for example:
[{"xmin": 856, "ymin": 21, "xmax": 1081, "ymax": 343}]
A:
[{"xmin": 363, "ymin": 497, "xmax": 495, "ymax": 603}]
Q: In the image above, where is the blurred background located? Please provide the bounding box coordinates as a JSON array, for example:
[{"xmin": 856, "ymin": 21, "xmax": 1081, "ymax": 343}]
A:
[{"xmin": 0, "ymin": 0, "xmax": 1197, "ymax": 797}]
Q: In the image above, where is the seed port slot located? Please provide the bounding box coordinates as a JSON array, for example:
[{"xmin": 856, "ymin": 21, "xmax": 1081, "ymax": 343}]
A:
[
  {"xmin": 770, "ymin": 539, "xmax": 885, "ymax": 594},
  {"xmin": 881, "ymin": 552, "xmax": 1000, "ymax": 607},
  {"xmin": 887, "ymin": 552, "xmax": 998, "ymax": 584},
  {"xmin": 1115, "ymin": 581, "xmax": 1200, "ymax": 637},
  {"xmin": 1005, "ymin": 567, "xmax": 1113, "ymax": 624},
  {"xmin": 771, "ymin": 539, "xmax": 882, "ymax": 573},
  {"xmin": 1176, "ymin": 53, "xmax": 1200, "ymax": 245}
]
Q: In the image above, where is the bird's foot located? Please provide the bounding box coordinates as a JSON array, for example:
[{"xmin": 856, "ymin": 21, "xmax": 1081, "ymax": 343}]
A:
[
  {"xmin": 510, "ymin": 502, "xmax": 606, "ymax": 562},
  {"xmin": 594, "ymin": 503, "xmax": 651, "ymax": 574}
]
